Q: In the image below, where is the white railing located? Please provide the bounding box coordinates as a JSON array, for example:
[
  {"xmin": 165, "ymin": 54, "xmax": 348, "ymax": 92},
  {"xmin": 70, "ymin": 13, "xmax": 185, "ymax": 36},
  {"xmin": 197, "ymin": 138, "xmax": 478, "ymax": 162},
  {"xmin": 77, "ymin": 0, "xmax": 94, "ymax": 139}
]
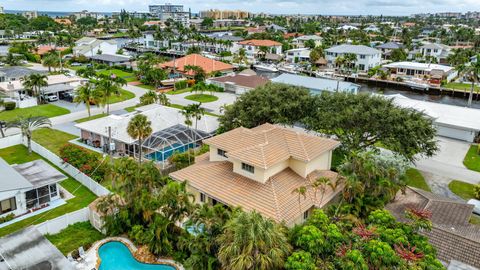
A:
[
  {"xmin": 35, "ymin": 207, "xmax": 90, "ymax": 235},
  {"xmin": 0, "ymin": 134, "xmax": 22, "ymax": 149},
  {"xmin": 28, "ymin": 140, "xmax": 111, "ymax": 197}
]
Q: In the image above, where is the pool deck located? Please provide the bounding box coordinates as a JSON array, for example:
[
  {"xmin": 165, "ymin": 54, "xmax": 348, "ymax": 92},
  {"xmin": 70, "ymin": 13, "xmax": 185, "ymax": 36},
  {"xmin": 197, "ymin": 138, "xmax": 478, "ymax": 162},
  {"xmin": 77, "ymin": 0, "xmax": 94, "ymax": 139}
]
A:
[{"xmin": 76, "ymin": 237, "xmax": 184, "ymax": 270}]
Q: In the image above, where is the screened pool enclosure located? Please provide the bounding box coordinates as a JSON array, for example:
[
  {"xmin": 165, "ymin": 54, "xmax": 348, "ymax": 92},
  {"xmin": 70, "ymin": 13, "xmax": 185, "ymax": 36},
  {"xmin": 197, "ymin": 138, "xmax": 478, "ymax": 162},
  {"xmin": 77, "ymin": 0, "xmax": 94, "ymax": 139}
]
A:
[{"xmin": 136, "ymin": 124, "xmax": 213, "ymax": 168}]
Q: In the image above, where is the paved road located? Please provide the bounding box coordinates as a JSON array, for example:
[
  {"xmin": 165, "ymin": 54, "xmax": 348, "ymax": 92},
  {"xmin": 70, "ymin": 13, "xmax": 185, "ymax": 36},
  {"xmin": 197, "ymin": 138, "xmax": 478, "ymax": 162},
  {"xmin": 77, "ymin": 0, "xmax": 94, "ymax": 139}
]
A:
[{"xmin": 415, "ymin": 137, "xmax": 480, "ymax": 185}]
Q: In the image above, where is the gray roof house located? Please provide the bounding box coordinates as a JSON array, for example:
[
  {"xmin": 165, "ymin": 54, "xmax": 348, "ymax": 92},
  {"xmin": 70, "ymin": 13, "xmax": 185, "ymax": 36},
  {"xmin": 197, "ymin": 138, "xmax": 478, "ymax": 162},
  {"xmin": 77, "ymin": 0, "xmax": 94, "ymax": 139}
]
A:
[
  {"xmin": 89, "ymin": 54, "xmax": 132, "ymax": 67},
  {"xmin": 0, "ymin": 67, "xmax": 45, "ymax": 82},
  {"xmin": 376, "ymin": 41, "xmax": 405, "ymax": 50},
  {"xmin": 386, "ymin": 187, "xmax": 480, "ymax": 268},
  {"xmin": 271, "ymin": 73, "xmax": 360, "ymax": 94}
]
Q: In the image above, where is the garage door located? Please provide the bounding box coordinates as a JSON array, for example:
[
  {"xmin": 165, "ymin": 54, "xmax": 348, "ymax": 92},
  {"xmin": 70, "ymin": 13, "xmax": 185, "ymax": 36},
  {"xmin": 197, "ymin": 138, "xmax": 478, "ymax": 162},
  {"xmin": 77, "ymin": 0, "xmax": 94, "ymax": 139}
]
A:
[{"xmin": 436, "ymin": 125, "xmax": 475, "ymax": 142}]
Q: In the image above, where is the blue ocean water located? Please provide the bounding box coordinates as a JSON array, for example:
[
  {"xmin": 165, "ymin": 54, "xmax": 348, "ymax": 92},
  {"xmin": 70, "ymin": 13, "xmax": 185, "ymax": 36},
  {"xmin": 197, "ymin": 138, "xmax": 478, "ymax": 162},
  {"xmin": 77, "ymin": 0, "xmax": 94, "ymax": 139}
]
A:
[{"xmin": 5, "ymin": 10, "xmax": 112, "ymax": 18}]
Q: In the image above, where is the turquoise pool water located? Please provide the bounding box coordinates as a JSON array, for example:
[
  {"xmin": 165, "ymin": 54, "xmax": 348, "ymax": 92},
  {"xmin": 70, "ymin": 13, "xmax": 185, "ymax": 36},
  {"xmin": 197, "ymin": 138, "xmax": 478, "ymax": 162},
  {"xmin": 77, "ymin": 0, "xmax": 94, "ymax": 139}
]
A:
[
  {"xmin": 144, "ymin": 143, "xmax": 197, "ymax": 161},
  {"xmin": 98, "ymin": 241, "xmax": 176, "ymax": 270}
]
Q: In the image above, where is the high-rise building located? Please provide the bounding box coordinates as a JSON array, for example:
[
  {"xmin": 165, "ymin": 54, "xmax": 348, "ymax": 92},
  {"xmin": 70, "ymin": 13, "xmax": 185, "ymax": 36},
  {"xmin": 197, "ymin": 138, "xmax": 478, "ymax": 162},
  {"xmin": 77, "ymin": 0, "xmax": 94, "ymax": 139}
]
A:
[
  {"xmin": 199, "ymin": 9, "xmax": 250, "ymax": 20},
  {"xmin": 0, "ymin": 6, "xmax": 4, "ymax": 14},
  {"xmin": 22, "ymin": 11, "xmax": 38, "ymax": 20},
  {"xmin": 149, "ymin": 3, "xmax": 190, "ymax": 26}
]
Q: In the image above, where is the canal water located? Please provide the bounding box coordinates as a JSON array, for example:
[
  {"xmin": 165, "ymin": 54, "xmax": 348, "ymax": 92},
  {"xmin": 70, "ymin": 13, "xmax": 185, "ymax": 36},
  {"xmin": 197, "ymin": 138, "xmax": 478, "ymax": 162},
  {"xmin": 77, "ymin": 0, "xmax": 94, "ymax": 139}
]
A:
[{"xmin": 256, "ymin": 70, "xmax": 480, "ymax": 109}]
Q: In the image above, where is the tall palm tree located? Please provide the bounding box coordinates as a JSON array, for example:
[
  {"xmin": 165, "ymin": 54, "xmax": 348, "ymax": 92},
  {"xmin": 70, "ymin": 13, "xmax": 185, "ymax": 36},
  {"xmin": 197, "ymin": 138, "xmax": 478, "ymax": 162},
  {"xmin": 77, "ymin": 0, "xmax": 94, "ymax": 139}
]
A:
[
  {"xmin": 217, "ymin": 211, "xmax": 291, "ymax": 270},
  {"xmin": 291, "ymin": 186, "xmax": 307, "ymax": 215},
  {"xmin": 6, "ymin": 116, "xmax": 51, "ymax": 154},
  {"xmin": 21, "ymin": 74, "xmax": 48, "ymax": 105},
  {"xmin": 73, "ymin": 82, "xmax": 99, "ymax": 117},
  {"xmin": 127, "ymin": 114, "xmax": 152, "ymax": 163},
  {"xmin": 42, "ymin": 53, "xmax": 60, "ymax": 72},
  {"xmin": 95, "ymin": 74, "xmax": 127, "ymax": 114},
  {"xmin": 459, "ymin": 55, "xmax": 480, "ymax": 107}
]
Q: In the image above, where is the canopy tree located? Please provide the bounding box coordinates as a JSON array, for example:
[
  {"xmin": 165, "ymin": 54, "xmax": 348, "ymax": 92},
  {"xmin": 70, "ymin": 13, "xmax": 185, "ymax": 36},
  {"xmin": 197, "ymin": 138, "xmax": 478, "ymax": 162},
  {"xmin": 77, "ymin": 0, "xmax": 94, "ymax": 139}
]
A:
[
  {"xmin": 303, "ymin": 92, "xmax": 438, "ymax": 161},
  {"xmin": 218, "ymin": 83, "xmax": 311, "ymax": 132}
]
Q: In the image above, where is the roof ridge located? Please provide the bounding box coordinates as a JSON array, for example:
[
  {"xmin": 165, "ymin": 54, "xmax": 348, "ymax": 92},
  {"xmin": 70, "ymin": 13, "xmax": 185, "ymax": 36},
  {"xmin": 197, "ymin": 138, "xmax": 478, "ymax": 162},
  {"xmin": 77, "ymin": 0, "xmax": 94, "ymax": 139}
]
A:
[
  {"xmin": 296, "ymin": 131, "xmax": 310, "ymax": 161},
  {"xmin": 268, "ymin": 178, "xmax": 283, "ymax": 222}
]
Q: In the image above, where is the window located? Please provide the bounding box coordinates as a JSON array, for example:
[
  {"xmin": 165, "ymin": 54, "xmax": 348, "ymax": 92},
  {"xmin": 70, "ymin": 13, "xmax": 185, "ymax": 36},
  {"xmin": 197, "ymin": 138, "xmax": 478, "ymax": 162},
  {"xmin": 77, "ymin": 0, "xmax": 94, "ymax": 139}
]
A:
[
  {"xmin": 50, "ymin": 184, "xmax": 58, "ymax": 198},
  {"xmin": 0, "ymin": 197, "xmax": 16, "ymax": 214},
  {"xmin": 200, "ymin": 193, "xmax": 206, "ymax": 203},
  {"xmin": 241, "ymin": 163, "xmax": 255, "ymax": 174},
  {"xmin": 303, "ymin": 210, "xmax": 309, "ymax": 220},
  {"xmin": 217, "ymin": 148, "xmax": 227, "ymax": 158},
  {"xmin": 360, "ymin": 54, "xmax": 366, "ymax": 59}
]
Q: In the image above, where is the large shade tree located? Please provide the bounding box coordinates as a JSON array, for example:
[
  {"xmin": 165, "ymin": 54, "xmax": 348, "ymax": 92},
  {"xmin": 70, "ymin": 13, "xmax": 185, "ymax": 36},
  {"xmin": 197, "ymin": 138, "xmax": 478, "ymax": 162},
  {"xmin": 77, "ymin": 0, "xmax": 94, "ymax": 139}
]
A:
[{"xmin": 303, "ymin": 92, "xmax": 438, "ymax": 161}]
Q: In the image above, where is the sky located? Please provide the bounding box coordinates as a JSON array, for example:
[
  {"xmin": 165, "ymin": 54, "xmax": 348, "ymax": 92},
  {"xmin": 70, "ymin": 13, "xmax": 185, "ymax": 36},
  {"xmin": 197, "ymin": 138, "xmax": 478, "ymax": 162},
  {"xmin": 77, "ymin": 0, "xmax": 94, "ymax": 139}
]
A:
[{"xmin": 2, "ymin": 0, "xmax": 480, "ymax": 16}]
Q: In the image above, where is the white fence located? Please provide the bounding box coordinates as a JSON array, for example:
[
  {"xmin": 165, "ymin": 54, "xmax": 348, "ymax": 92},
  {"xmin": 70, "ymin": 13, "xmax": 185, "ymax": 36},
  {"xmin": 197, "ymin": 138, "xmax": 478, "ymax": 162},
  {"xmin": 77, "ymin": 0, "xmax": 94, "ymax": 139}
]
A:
[
  {"xmin": 0, "ymin": 134, "xmax": 22, "ymax": 149},
  {"xmin": 29, "ymin": 140, "xmax": 111, "ymax": 197},
  {"xmin": 35, "ymin": 207, "xmax": 90, "ymax": 235}
]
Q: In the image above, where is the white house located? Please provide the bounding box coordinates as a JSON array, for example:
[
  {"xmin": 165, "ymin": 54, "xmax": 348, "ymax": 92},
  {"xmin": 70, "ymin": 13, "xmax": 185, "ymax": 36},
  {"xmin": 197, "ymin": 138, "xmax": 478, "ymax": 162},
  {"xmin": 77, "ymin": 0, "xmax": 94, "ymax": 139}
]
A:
[
  {"xmin": 0, "ymin": 158, "xmax": 66, "ymax": 220},
  {"xmin": 143, "ymin": 31, "xmax": 169, "ymax": 50},
  {"xmin": 73, "ymin": 37, "xmax": 119, "ymax": 57},
  {"xmin": 418, "ymin": 43, "xmax": 451, "ymax": 64},
  {"xmin": 364, "ymin": 25, "xmax": 381, "ymax": 32},
  {"xmin": 383, "ymin": 61, "xmax": 457, "ymax": 83},
  {"xmin": 286, "ymin": 48, "xmax": 311, "ymax": 63},
  {"xmin": 237, "ymin": 40, "xmax": 283, "ymax": 61},
  {"xmin": 325, "ymin": 44, "xmax": 382, "ymax": 72}
]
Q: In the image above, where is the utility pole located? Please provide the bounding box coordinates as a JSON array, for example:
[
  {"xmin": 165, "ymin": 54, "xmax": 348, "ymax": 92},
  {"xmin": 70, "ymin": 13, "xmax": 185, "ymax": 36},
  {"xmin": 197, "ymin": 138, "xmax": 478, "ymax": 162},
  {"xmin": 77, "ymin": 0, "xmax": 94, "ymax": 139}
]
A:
[
  {"xmin": 108, "ymin": 126, "xmax": 115, "ymax": 189},
  {"xmin": 58, "ymin": 49, "xmax": 63, "ymax": 73}
]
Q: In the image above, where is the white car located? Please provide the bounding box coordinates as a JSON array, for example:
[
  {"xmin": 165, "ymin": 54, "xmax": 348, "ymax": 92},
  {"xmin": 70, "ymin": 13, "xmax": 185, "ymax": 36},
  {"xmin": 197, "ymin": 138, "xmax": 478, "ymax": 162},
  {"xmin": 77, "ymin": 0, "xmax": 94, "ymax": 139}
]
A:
[
  {"xmin": 42, "ymin": 93, "xmax": 58, "ymax": 102},
  {"xmin": 467, "ymin": 199, "xmax": 480, "ymax": 215}
]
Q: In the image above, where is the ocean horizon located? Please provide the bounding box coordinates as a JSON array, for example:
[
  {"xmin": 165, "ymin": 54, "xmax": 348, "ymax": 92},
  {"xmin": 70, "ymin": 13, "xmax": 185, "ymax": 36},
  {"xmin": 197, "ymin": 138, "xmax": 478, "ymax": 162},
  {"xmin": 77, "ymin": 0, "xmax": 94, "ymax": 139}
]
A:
[{"xmin": 5, "ymin": 10, "xmax": 113, "ymax": 18}]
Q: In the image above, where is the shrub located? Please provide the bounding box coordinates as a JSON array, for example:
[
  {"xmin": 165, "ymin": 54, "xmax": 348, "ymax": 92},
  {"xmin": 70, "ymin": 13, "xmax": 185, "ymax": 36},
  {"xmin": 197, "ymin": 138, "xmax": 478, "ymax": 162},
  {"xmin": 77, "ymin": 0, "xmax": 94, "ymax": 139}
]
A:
[
  {"xmin": 59, "ymin": 144, "xmax": 107, "ymax": 182},
  {"xmin": 174, "ymin": 80, "xmax": 188, "ymax": 90},
  {"xmin": 3, "ymin": 101, "xmax": 16, "ymax": 110},
  {"xmin": 0, "ymin": 213, "xmax": 15, "ymax": 224},
  {"xmin": 474, "ymin": 184, "xmax": 480, "ymax": 200}
]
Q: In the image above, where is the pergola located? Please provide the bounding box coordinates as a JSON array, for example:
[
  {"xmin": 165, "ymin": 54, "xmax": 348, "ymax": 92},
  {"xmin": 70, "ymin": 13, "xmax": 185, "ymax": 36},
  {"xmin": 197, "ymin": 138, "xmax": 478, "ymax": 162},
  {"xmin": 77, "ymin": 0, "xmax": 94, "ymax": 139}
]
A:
[{"xmin": 139, "ymin": 124, "xmax": 213, "ymax": 168}]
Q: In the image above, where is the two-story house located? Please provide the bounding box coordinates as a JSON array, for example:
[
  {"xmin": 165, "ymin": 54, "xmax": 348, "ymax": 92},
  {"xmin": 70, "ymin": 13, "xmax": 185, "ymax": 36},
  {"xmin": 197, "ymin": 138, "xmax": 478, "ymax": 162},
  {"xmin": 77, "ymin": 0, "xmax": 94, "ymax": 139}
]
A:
[
  {"xmin": 291, "ymin": 35, "xmax": 322, "ymax": 48},
  {"xmin": 170, "ymin": 123, "xmax": 343, "ymax": 226},
  {"xmin": 73, "ymin": 37, "xmax": 119, "ymax": 57},
  {"xmin": 325, "ymin": 44, "xmax": 382, "ymax": 72},
  {"xmin": 418, "ymin": 43, "xmax": 451, "ymax": 64},
  {"xmin": 237, "ymin": 40, "xmax": 282, "ymax": 61}
]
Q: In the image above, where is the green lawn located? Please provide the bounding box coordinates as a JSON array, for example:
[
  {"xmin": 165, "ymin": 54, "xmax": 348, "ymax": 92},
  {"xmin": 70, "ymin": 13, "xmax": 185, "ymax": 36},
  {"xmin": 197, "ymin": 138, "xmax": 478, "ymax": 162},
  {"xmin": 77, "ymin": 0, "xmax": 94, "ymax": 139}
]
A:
[
  {"xmin": 97, "ymin": 69, "xmax": 136, "ymax": 82},
  {"xmin": 184, "ymin": 94, "xmax": 219, "ymax": 103},
  {"xmin": 46, "ymin": 221, "xmax": 104, "ymax": 255},
  {"xmin": 444, "ymin": 82, "xmax": 480, "ymax": 92},
  {"xmin": 0, "ymin": 104, "xmax": 70, "ymax": 122},
  {"xmin": 32, "ymin": 128, "xmax": 78, "ymax": 155},
  {"xmin": 137, "ymin": 84, "xmax": 156, "ymax": 91},
  {"xmin": 405, "ymin": 168, "xmax": 431, "ymax": 192},
  {"xmin": 124, "ymin": 105, "xmax": 138, "ymax": 112},
  {"xmin": 448, "ymin": 180, "xmax": 476, "ymax": 200},
  {"xmin": 471, "ymin": 215, "xmax": 480, "ymax": 226},
  {"xmin": 166, "ymin": 88, "xmax": 192, "ymax": 95},
  {"xmin": 0, "ymin": 145, "xmax": 97, "ymax": 237},
  {"xmin": 75, "ymin": 113, "xmax": 107, "ymax": 123},
  {"xmin": 167, "ymin": 103, "xmax": 219, "ymax": 117},
  {"xmin": 107, "ymin": 89, "xmax": 135, "ymax": 104},
  {"xmin": 463, "ymin": 145, "xmax": 480, "ymax": 172}
]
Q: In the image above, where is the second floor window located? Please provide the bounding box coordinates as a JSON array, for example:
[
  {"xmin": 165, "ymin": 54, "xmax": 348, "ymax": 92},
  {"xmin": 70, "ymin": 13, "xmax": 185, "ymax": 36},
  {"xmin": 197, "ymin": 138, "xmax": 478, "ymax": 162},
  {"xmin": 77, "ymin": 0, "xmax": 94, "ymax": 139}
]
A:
[
  {"xmin": 360, "ymin": 54, "xmax": 365, "ymax": 59},
  {"xmin": 217, "ymin": 148, "xmax": 227, "ymax": 158},
  {"xmin": 241, "ymin": 163, "xmax": 255, "ymax": 174}
]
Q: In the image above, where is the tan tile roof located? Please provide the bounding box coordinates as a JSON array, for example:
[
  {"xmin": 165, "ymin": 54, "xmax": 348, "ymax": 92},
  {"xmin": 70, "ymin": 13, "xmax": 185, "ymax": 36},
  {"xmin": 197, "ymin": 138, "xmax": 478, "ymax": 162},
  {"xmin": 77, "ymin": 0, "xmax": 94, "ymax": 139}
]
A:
[
  {"xmin": 159, "ymin": 54, "xmax": 234, "ymax": 75},
  {"xmin": 170, "ymin": 153, "xmax": 342, "ymax": 225},
  {"xmin": 239, "ymin": 39, "xmax": 282, "ymax": 47},
  {"xmin": 386, "ymin": 187, "xmax": 480, "ymax": 267},
  {"xmin": 204, "ymin": 123, "xmax": 340, "ymax": 169}
]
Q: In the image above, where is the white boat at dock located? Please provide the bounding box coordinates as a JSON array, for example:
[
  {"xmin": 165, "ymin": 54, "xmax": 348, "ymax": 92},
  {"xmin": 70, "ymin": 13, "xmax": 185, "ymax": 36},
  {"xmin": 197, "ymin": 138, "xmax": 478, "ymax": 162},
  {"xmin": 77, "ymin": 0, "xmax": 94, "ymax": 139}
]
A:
[{"xmin": 253, "ymin": 64, "xmax": 279, "ymax": 72}]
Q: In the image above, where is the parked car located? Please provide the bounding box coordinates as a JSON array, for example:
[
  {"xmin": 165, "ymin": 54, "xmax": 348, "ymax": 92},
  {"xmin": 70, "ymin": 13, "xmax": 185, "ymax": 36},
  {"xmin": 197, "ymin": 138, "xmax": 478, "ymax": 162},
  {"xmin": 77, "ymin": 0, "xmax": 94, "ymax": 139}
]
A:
[
  {"xmin": 59, "ymin": 91, "xmax": 74, "ymax": 102},
  {"xmin": 41, "ymin": 93, "xmax": 59, "ymax": 102},
  {"xmin": 70, "ymin": 62, "xmax": 82, "ymax": 67}
]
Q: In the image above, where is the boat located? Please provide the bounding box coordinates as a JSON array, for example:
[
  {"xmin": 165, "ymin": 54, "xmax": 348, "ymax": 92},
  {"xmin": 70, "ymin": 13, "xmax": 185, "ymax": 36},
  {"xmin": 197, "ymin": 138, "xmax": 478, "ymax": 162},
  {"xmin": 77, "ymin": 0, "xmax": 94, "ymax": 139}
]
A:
[
  {"xmin": 161, "ymin": 78, "xmax": 187, "ymax": 87},
  {"xmin": 278, "ymin": 64, "xmax": 299, "ymax": 74},
  {"xmin": 405, "ymin": 80, "xmax": 430, "ymax": 91},
  {"xmin": 253, "ymin": 64, "xmax": 279, "ymax": 72}
]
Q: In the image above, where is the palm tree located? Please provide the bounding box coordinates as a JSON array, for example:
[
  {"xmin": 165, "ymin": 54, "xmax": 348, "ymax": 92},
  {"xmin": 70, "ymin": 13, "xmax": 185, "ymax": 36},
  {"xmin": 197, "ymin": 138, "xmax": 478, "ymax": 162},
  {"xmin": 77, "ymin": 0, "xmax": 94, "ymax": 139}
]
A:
[
  {"xmin": 21, "ymin": 74, "xmax": 48, "ymax": 105},
  {"xmin": 140, "ymin": 90, "xmax": 158, "ymax": 105},
  {"xmin": 42, "ymin": 53, "xmax": 60, "ymax": 72},
  {"xmin": 217, "ymin": 210, "xmax": 291, "ymax": 270},
  {"xmin": 157, "ymin": 92, "xmax": 170, "ymax": 106},
  {"xmin": 291, "ymin": 186, "xmax": 307, "ymax": 215},
  {"xmin": 95, "ymin": 74, "xmax": 127, "ymax": 114},
  {"xmin": 459, "ymin": 55, "xmax": 480, "ymax": 107},
  {"xmin": 73, "ymin": 82, "xmax": 98, "ymax": 117},
  {"xmin": 315, "ymin": 177, "xmax": 332, "ymax": 206},
  {"xmin": 6, "ymin": 116, "xmax": 51, "ymax": 154},
  {"xmin": 127, "ymin": 114, "xmax": 152, "ymax": 163}
]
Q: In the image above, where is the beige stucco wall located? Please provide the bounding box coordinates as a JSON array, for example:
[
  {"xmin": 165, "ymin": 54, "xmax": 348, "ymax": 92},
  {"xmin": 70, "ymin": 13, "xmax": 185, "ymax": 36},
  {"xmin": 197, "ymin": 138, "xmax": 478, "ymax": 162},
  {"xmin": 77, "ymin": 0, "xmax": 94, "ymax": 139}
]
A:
[{"xmin": 289, "ymin": 151, "xmax": 332, "ymax": 178}]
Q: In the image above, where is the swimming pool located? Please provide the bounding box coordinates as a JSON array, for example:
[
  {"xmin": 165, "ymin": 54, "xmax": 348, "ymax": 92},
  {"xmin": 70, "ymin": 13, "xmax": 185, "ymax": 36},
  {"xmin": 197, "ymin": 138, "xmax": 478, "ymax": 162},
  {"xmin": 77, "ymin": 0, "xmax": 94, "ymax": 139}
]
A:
[
  {"xmin": 98, "ymin": 241, "xmax": 176, "ymax": 270},
  {"xmin": 144, "ymin": 143, "xmax": 197, "ymax": 162}
]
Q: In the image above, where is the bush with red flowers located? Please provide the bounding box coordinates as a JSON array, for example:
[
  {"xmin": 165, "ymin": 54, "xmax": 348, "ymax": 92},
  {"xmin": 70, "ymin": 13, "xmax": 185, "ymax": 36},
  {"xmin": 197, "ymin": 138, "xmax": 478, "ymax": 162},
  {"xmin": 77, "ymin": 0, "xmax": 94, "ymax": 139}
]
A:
[{"xmin": 59, "ymin": 144, "xmax": 108, "ymax": 182}]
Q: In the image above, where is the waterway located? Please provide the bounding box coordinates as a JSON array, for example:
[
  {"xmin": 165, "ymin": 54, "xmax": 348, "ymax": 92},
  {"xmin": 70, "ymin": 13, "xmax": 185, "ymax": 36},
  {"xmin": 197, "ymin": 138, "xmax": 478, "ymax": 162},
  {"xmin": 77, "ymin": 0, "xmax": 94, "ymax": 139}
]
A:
[{"xmin": 255, "ymin": 70, "xmax": 480, "ymax": 109}]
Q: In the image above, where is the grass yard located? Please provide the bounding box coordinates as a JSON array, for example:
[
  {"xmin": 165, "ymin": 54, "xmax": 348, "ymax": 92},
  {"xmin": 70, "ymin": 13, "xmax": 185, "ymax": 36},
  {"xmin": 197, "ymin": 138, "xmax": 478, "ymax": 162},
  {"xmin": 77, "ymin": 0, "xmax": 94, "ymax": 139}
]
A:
[
  {"xmin": 444, "ymin": 82, "xmax": 480, "ymax": 92},
  {"xmin": 463, "ymin": 145, "xmax": 480, "ymax": 172},
  {"xmin": 405, "ymin": 168, "xmax": 431, "ymax": 192},
  {"xmin": 32, "ymin": 128, "xmax": 78, "ymax": 155},
  {"xmin": 184, "ymin": 94, "xmax": 219, "ymax": 103},
  {"xmin": 124, "ymin": 105, "xmax": 138, "ymax": 112},
  {"xmin": 168, "ymin": 103, "xmax": 219, "ymax": 117},
  {"xmin": 97, "ymin": 69, "xmax": 136, "ymax": 82},
  {"xmin": 0, "ymin": 145, "xmax": 97, "ymax": 237},
  {"xmin": 471, "ymin": 215, "xmax": 480, "ymax": 226},
  {"xmin": 448, "ymin": 180, "xmax": 476, "ymax": 200},
  {"xmin": 0, "ymin": 104, "xmax": 70, "ymax": 122},
  {"xmin": 166, "ymin": 88, "xmax": 192, "ymax": 95},
  {"xmin": 46, "ymin": 221, "xmax": 104, "ymax": 255},
  {"xmin": 137, "ymin": 84, "xmax": 156, "ymax": 90},
  {"xmin": 75, "ymin": 113, "xmax": 107, "ymax": 123},
  {"xmin": 107, "ymin": 89, "xmax": 135, "ymax": 104}
]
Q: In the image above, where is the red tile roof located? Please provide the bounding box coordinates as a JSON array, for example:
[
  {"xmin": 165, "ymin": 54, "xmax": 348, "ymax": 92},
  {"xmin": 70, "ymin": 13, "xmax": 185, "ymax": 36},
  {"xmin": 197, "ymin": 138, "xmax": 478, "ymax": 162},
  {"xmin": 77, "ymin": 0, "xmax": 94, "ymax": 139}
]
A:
[
  {"xmin": 239, "ymin": 39, "xmax": 282, "ymax": 47},
  {"xmin": 159, "ymin": 54, "xmax": 234, "ymax": 75}
]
